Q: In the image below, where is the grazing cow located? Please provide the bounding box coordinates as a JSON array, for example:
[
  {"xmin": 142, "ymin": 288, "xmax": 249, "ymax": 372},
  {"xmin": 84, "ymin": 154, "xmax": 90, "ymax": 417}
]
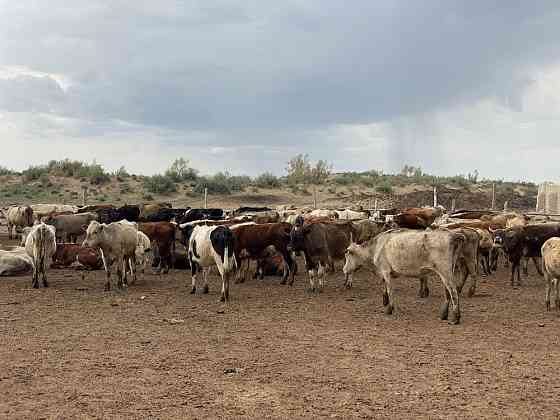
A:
[
  {"xmin": 52, "ymin": 244, "xmax": 103, "ymax": 270},
  {"xmin": 343, "ymin": 228, "xmax": 465, "ymax": 324},
  {"xmin": 135, "ymin": 231, "xmax": 152, "ymax": 274},
  {"xmin": 82, "ymin": 220, "xmax": 138, "ymax": 290},
  {"xmin": 43, "ymin": 212, "xmax": 98, "ymax": 243},
  {"xmin": 24, "ymin": 223, "xmax": 57, "ymax": 288},
  {"xmin": 0, "ymin": 248, "xmax": 34, "ymax": 276},
  {"xmin": 231, "ymin": 222, "xmax": 296, "ymax": 285},
  {"xmin": 187, "ymin": 225, "xmax": 237, "ymax": 301},
  {"xmin": 542, "ymin": 238, "xmax": 560, "ymax": 311},
  {"xmin": 5, "ymin": 206, "xmax": 34, "ymax": 239},
  {"xmin": 288, "ymin": 221, "xmax": 357, "ymax": 291},
  {"xmin": 493, "ymin": 223, "xmax": 560, "ymax": 286},
  {"xmin": 138, "ymin": 222, "xmax": 176, "ymax": 273},
  {"xmin": 176, "ymin": 208, "xmax": 224, "ymax": 224},
  {"xmin": 336, "ymin": 209, "xmax": 369, "ymax": 220}
]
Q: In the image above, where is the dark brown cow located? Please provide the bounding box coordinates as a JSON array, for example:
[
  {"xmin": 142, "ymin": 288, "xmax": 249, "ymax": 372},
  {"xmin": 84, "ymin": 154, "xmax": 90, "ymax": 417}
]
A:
[
  {"xmin": 52, "ymin": 243, "xmax": 103, "ymax": 270},
  {"xmin": 138, "ymin": 222, "xmax": 176, "ymax": 273},
  {"xmin": 288, "ymin": 222, "xmax": 357, "ymax": 292},
  {"xmin": 231, "ymin": 222, "xmax": 296, "ymax": 284}
]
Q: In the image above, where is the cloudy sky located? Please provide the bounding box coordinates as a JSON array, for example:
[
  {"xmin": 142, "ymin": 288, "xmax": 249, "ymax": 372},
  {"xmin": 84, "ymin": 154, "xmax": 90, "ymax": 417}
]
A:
[{"xmin": 1, "ymin": 1, "xmax": 560, "ymax": 181}]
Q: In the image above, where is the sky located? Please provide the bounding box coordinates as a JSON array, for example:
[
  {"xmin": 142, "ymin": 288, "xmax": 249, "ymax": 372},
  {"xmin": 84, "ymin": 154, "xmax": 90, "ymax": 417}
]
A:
[{"xmin": 1, "ymin": 1, "xmax": 560, "ymax": 181}]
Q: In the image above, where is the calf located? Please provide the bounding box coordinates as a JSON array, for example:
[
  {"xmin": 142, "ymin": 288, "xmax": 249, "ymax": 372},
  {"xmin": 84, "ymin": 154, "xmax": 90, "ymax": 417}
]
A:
[
  {"xmin": 343, "ymin": 228, "xmax": 465, "ymax": 324},
  {"xmin": 138, "ymin": 222, "xmax": 175, "ymax": 273},
  {"xmin": 24, "ymin": 223, "xmax": 57, "ymax": 288},
  {"xmin": 82, "ymin": 220, "xmax": 138, "ymax": 290},
  {"xmin": 289, "ymin": 221, "xmax": 357, "ymax": 291},
  {"xmin": 187, "ymin": 225, "xmax": 237, "ymax": 301},
  {"xmin": 52, "ymin": 243, "xmax": 102, "ymax": 269}
]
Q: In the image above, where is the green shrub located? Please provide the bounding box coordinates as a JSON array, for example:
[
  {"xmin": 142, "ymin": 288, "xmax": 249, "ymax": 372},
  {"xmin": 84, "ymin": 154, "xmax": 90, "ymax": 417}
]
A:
[
  {"xmin": 194, "ymin": 176, "xmax": 231, "ymax": 195},
  {"xmin": 254, "ymin": 172, "xmax": 281, "ymax": 188},
  {"xmin": 144, "ymin": 175, "xmax": 177, "ymax": 194},
  {"xmin": 376, "ymin": 183, "xmax": 393, "ymax": 194}
]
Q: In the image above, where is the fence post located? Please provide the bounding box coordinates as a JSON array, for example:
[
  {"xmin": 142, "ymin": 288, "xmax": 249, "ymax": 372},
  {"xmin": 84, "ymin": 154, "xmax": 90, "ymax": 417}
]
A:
[
  {"xmin": 81, "ymin": 186, "xmax": 88, "ymax": 206},
  {"xmin": 433, "ymin": 186, "xmax": 438, "ymax": 207},
  {"xmin": 204, "ymin": 187, "xmax": 208, "ymax": 209},
  {"xmin": 313, "ymin": 185, "xmax": 317, "ymax": 209},
  {"xmin": 491, "ymin": 183, "xmax": 496, "ymax": 210},
  {"xmin": 504, "ymin": 200, "xmax": 509, "ymax": 212},
  {"xmin": 451, "ymin": 198, "xmax": 456, "ymax": 212}
]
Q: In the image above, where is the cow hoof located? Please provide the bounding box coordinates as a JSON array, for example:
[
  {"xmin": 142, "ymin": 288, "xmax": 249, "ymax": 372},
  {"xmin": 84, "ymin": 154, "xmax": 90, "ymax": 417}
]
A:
[
  {"xmin": 384, "ymin": 304, "xmax": 393, "ymax": 315},
  {"xmin": 382, "ymin": 292, "xmax": 389, "ymax": 306},
  {"xmin": 190, "ymin": 287, "xmax": 196, "ymax": 295},
  {"xmin": 280, "ymin": 279, "xmax": 287, "ymax": 285},
  {"xmin": 345, "ymin": 283, "xmax": 352, "ymax": 290},
  {"xmin": 220, "ymin": 295, "xmax": 226, "ymax": 302},
  {"xmin": 203, "ymin": 285, "xmax": 209, "ymax": 294},
  {"xmin": 467, "ymin": 287, "xmax": 476, "ymax": 298},
  {"xmin": 32, "ymin": 283, "xmax": 39, "ymax": 289},
  {"xmin": 448, "ymin": 311, "xmax": 461, "ymax": 325},
  {"xmin": 439, "ymin": 303, "xmax": 449, "ymax": 320}
]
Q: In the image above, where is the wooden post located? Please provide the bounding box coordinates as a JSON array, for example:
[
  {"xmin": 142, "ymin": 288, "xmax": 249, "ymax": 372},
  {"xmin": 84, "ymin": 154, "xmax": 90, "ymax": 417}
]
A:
[
  {"xmin": 491, "ymin": 183, "xmax": 496, "ymax": 210},
  {"xmin": 451, "ymin": 198, "xmax": 456, "ymax": 212},
  {"xmin": 504, "ymin": 200, "xmax": 509, "ymax": 211},
  {"xmin": 81, "ymin": 186, "xmax": 88, "ymax": 206},
  {"xmin": 204, "ymin": 187, "xmax": 208, "ymax": 209},
  {"xmin": 313, "ymin": 185, "xmax": 317, "ymax": 209},
  {"xmin": 433, "ymin": 186, "xmax": 438, "ymax": 207}
]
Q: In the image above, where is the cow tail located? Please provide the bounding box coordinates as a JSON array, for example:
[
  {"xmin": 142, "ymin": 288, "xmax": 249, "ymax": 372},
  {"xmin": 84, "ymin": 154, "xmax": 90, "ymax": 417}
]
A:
[
  {"xmin": 35, "ymin": 225, "xmax": 45, "ymax": 273},
  {"xmin": 224, "ymin": 243, "xmax": 230, "ymax": 274}
]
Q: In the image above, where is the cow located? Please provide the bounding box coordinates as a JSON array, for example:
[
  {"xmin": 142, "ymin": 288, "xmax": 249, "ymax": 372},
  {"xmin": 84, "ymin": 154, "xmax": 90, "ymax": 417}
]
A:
[
  {"xmin": 493, "ymin": 223, "xmax": 560, "ymax": 286},
  {"xmin": 542, "ymin": 238, "xmax": 560, "ymax": 311},
  {"xmin": 441, "ymin": 227, "xmax": 480, "ymax": 298},
  {"xmin": 233, "ymin": 206, "xmax": 273, "ymax": 216},
  {"xmin": 77, "ymin": 204, "xmax": 115, "ymax": 213},
  {"xmin": 506, "ymin": 214, "xmax": 530, "ymax": 229},
  {"xmin": 307, "ymin": 209, "xmax": 339, "ymax": 219},
  {"xmin": 96, "ymin": 205, "xmax": 141, "ymax": 224},
  {"xmin": 135, "ymin": 231, "xmax": 152, "ymax": 274},
  {"xmin": 43, "ymin": 212, "xmax": 98, "ymax": 243},
  {"xmin": 336, "ymin": 209, "xmax": 369, "ymax": 220},
  {"xmin": 343, "ymin": 228, "xmax": 465, "ymax": 324},
  {"xmin": 230, "ymin": 222, "xmax": 296, "ymax": 285},
  {"xmin": 5, "ymin": 206, "xmax": 34, "ymax": 239},
  {"xmin": 31, "ymin": 204, "xmax": 78, "ymax": 222},
  {"xmin": 82, "ymin": 220, "xmax": 138, "ymax": 290},
  {"xmin": 288, "ymin": 221, "xmax": 357, "ymax": 291},
  {"xmin": 0, "ymin": 248, "xmax": 34, "ymax": 276},
  {"xmin": 52, "ymin": 244, "xmax": 103, "ymax": 270},
  {"xmin": 254, "ymin": 247, "xmax": 288, "ymax": 279},
  {"xmin": 138, "ymin": 222, "xmax": 176, "ymax": 273},
  {"xmin": 139, "ymin": 202, "xmax": 172, "ymax": 219},
  {"xmin": 176, "ymin": 208, "xmax": 224, "ymax": 224},
  {"xmin": 24, "ymin": 223, "xmax": 57, "ymax": 288},
  {"xmin": 253, "ymin": 211, "xmax": 280, "ymax": 224},
  {"xmin": 186, "ymin": 225, "xmax": 237, "ymax": 301},
  {"xmin": 352, "ymin": 219, "xmax": 391, "ymax": 244},
  {"xmin": 400, "ymin": 207, "xmax": 444, "ymax": 225},
  {"xmin": 141, "ymin": 207, "xmax": 189, "ymax": 222},
  {"xmin": 473, "ymin": 228, "xmax": 494, "ymax": 276}
]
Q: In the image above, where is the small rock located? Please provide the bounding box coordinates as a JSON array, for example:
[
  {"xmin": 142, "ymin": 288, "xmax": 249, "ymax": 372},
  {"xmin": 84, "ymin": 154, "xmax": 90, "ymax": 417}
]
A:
[
  {"xmin": 538, "ymin": 323, "xmax": 545, "ymax": 328},
  {"xmin": 110, "ymin": 302, "xmax": 119, "ymax": 307},
  {"xmin": 140, "ymin": 340, "xmax": 151, "ymax": 345},
  {"xmin": 223, "ymin": 368, "xmax": 239, "ymax": 374},
  {"xmin": 164, "ymin": 318, "xmax": 185, "ymax": 325},
  {"xmin": 140, "ymin": 296, "xmax": 146, "ymax": 300},
  {"xmin": 216, "ymin": 309, "xmax": 225, "ymax": 314},
  {"xmin": 346, "ymin": 298, "xmax": 355, "ymax": 302}
]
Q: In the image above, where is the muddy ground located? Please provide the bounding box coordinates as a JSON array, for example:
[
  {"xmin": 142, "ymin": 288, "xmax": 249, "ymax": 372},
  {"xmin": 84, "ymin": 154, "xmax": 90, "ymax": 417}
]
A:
[{"xmin": 1, "ymin": 232, "xmax": 559, "ymax": 419}]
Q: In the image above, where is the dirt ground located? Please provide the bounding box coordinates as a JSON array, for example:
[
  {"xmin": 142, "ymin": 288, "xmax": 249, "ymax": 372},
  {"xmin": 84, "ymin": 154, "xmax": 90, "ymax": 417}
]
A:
[{"xmin": 1, "ymin": 233, "xmax": 560, "ymax": 419}]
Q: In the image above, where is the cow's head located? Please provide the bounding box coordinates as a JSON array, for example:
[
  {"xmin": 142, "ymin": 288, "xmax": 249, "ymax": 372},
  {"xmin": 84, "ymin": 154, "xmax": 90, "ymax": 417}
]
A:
[
  {"xmin": 343, "ymin": 242, "xmax": 363, "ymax": 275},
  {"xmin": 178, "ymin": 224, "xmax": 195, "ymax": 246},
  {"xmin": 492, "ymin": 227, "xmax": 520, "ymax": 251},
  {"xmin": 23, "ymin": 206, "xmax": 34, "ymax": 227},
  {"xmin": 288, "ymin": 223, "xmax": 310, "ymax": 252},
  {"xmin": 82, "ymin": 221, "xmax": 104, "ymax": 248}
]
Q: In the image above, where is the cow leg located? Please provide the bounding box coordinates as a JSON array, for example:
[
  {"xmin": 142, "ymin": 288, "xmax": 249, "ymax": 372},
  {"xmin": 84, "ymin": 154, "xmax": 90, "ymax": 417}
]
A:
[
  {"xmin": 467, "ymin": 270, "xmax": 477, "ymax": 298},
  {"xmin": 116, "ymin": 259, "xmax": 125, "ymax": 289},
  {"xmin": 41, "ymin": 263, "xmax": 49, "ymax": 288},
  {"xmin": 345, "ymin": 272, "xmax": 353, "ymax": 289},
  {"xmin": 533, "ymin": 257, "xmax": 544, "ymax": 276},
  {"xmin": 317, "ymin": 262, "xmax": 325, "ymax": 292},
  {"xmin": 442, "ymin": 276, "xmax": 461, "ymax": 325},
  {"xmin": 555, "ymin": 277, "xmax": 560, "ymax": 311},
  {"xmin": 545, "ymin": 271, "xmax": 552, "ymax": 311},
  {"xmin": 221, "ymin": 271, "xmax": 230, "ymax": 302},
  {"xmin": 32, "ymin": 264, "xmax": 39, "ymax": 289},
  {"xmin": 308, "ymin": 268, "xmax": 316, "ymax": 293},
  {"xmin": 190, "ymin": 261, "xmax": 198, "ymax": 294},
  {"xmin": 418, "ymin": 276, "xmax": 429, "ymax": 298},
  {"xmin": 7, "ymin": 223, "xmax": 12, "ymax": 240},
  {"xmin": 522, "ymin": 257, "xmax": 529, "ymax": 276},
  {"xmin": 128, "ymin": 257, "xmax": 136, "ymax": 285},
  {"xmin": 382, "ymin": 274, "xmax": 394, "ymax": 315},
  {"xmin": 202, "ymin": 268, "xmax": 209, "ymax": 294},
  {"xmin": 104, "ymin": 261, "xmax": 113, "ymax": 291},
  {"xmin": 510, "ymin": 261, "xmax": 517, "ymax": 287}
]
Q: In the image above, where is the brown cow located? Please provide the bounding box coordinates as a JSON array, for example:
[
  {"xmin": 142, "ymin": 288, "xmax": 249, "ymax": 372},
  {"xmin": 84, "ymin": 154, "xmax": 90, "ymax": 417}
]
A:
[
  {"xmin": 138, "ymin": 222, "xmax": 176, "ymax": 273},
  {"xmin": 230, "ymin": 222, "xmax": 296, "ymax": 284},
  {"xmin": 52, "ymin": 243, "xmax": 103, "ymax": 270}
]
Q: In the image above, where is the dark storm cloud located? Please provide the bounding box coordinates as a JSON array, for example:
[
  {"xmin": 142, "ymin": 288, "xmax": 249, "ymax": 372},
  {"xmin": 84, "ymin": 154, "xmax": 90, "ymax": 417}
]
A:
[{"xmin": 1, "ymin": 1, "xmax": 560, "ymax": 179}]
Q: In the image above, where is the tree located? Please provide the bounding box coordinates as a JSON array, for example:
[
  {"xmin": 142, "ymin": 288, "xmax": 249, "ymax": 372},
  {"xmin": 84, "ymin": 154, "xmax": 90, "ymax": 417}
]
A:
[
  {"xmin": 286, "ymin": 154, "xmax": 332, "ymax": 185},
  {"xmin": 310, "ymin": 160, "xmax": 332, "ymax": 184},
  {"xmin": 165, "ymin": 158, "xmax": 198, "ymax": 182}
]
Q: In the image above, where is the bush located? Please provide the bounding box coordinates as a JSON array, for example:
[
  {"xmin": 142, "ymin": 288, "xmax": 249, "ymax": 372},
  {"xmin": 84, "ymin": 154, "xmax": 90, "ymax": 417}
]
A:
[
  {"xmin": 254, "ymin": 172, "xmax": 281, "ymax": 188},
  {"xmin": 142, "ymin": 193, "xmax": 154, "ymax": 201},
  {"xmin": 0, "ymin": 166, "xmax": 14, "ymax": 176},
  {"xmin": 144, "ymin": 175, "xmax": 177, "ymax": 194},
  {"xmin": 23, "ymin": 165, "xmax": 49, "ymax": 181},
  {"xmin": 376, "ymin": 182, "xmax": 393, "ymax": 194},
  {"xmin": 165, "ymin": 158, "xmax": 198, "ymax": 183},
  {"xmin": 194, "ymin": 176, "xmax": 231, "ymax": 195}
]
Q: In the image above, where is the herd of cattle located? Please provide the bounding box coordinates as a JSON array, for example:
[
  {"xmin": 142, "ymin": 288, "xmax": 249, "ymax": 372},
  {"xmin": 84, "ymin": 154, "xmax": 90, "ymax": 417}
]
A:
[{"xmin": 2, "ymin": 202, "xmax": 560, "ymax": 325}]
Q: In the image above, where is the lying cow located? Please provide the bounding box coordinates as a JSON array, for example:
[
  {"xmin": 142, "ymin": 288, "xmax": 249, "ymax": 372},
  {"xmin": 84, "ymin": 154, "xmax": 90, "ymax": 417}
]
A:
[
  {"xmin": 24, "ymin": 223, "xmax": 57, "ymax": 288},
  {"xmin": 343, "ymin": 228, "xmax": 465, "ymax": 324},
  {"xmin": 52, "ymin": 243, "xmax": 103, "ymax": 270},
  {"xmin": 5, "ymin": 206, "xmax": 34, "ymax": 239},
  {"xmin": 82, "ymin": 220, "xmax": 138, "ymax": 290},
  {"xmin": 0, "ymin": 248, "xmax": 34, "ymax": 276},
  {"xmin": 187, "ymin": 225, "xmax": 237, "ymax": 301}
]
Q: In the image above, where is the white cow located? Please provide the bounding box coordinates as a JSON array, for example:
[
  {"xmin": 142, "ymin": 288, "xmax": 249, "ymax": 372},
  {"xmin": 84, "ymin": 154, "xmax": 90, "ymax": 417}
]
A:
[
  {"xmin": 187, "ymin": 224, "xmax": 237, "ymax": 302},
  {"xmin": 5, "ymin": 206, "xmax": 34, "ymax": 239},
  {"xmin": 31, "ymin": 204, "xmax": 77, "ymax": 222},
  {"xmin": 335, "ymin": 209, "xmax": 368, "ymax": 220},
  {"xmin": 308, "ymin": 209, "xmax": 338, "ymax": 219},
  {"xmin": 24, "ymin": 223, "xmax": 57, "ymax": 288},
  {"xmin": 0, "ymin": 248, "xmax": 34, "ymax": 276},
  {"xmin": 542, "ymin": 237, "xmax": 560, "ymax": 311},
  {"xmin": 82, "ymin": 220, "xmax": 138, "ymax": 290},
  {"xmin": 135, "ymin": 231, "xmax": 152, "ymax": 274}
]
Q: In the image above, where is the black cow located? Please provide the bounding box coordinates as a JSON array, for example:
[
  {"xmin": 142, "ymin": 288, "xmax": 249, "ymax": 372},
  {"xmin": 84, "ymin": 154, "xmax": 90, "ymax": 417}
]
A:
[
  {"xmin": 176, "ymin": 208, "xmax": 224, "ymax": 224},
  {"xmin": 493, "ymin": 223, "xmax": 560, "ymax": 286},
  {"xmin": 96, "ymin": 205, "xmax": 140, "ymax": 224},
  {"xmin": 233, "ymin": 206, "xmax": 273, "ymax": 216},
  {"xmin": 142, "ymin": 208, "xmax": 190, "ymax": 222}
]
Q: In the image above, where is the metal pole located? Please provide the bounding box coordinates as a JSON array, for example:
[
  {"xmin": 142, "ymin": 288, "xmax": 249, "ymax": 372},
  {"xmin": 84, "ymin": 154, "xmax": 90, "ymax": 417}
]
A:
[{"xmin": 204, "ymin": 187, "xmax": 208, "ymax": 209}]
